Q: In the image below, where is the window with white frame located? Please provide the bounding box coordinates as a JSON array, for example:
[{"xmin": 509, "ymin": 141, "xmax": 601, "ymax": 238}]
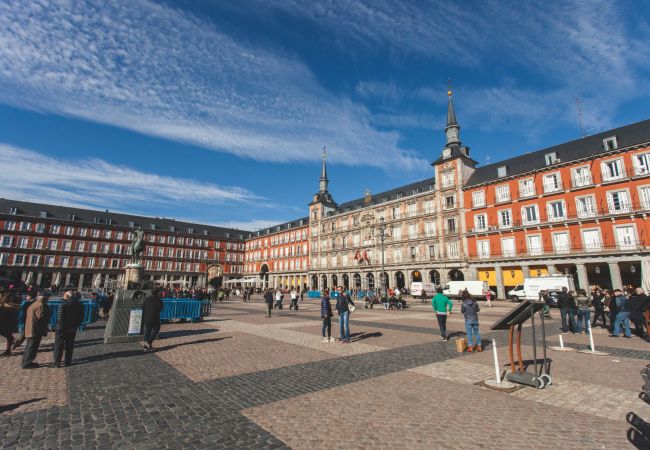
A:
[
  {"xmin": 477, "ymin": 240, "xmax": 490, "ymax": 259},
  {"xmin": 45, "ymin": 255, "xmax": 55, "ymax": 267},
  {"xmin": 572, "ymin": 166, "xmax": 592, "ymax": 187},
  {"xmin": 79, "ymin": 227, "xmax": 87, "ymax": 237},
  {"xmin": 74, "ymin": 257, "xmax": 83, "ymax": 268},
  {"xmin": 48, "ymin": 239, "xmax": 58, "ymax": 250},
  {"xmin": 603, "ymin": 136, "xmax": 617, "ymax": 151},
  {"xmin": 601, "ymin": 158, "xmax": 624, "ymax": 182},
  {"xmin": 633, "ymin": 152, "xmax": 650, "ymax": 176},
  {"xmin": 1, "ymin": 236, "xmax": 13, "ymax": 248},
  {"xmin": 63, "ymin": 240, "xmax": 72, "ymax": 251},
  {"xmin": 429, "ymin": 243, "xmax": 439, "ymax": 259},
  {"xmin": 92, "ymin": 229, "xmax": 100, "ymax": 238},
  {"xmin": 497, "ymin": 166, "xmax": 507, "ymax": 178},
  {"xmin": 576, "ymin": 196, "xmax": 596, "ymax": 218},
  {"xmin": 424, "ymin": 199, "xmax": 435, "ymax": 214},
  {"xmin": 446, "ymin": 217, "xmax": 457, "ymax": 233},
  {"xmin": 392, "ymin": 226, "xmax": 401, "ymax": 240},
  {"xmin": 90, "ymin": 243, "xmax": 98, "ymax": 253},
  {"xmin": 474, "ymin": 214, "xmax": 487, "ymax": 231},
  {"xmin": 444, "ymin": 195, "xmax": 456, "ymax": 209},
  {"xmin": 552, "ymin": 232, "xmax": 570, "ymax": 254},
  {"xmin": 425, "ymin": 221, "xmax": 436, "ymax": 237},
  {"xmin": 615, "ymin": 225, "xmax": 636, "ymax": 250},
  {"xmin": 501, "ymin": 237, "xmax": 516, "ymax": 257},
  {"xmin": 442, "ymin": 171, "xmax": 454, "ymax": 188},
  {"xmin": 0, "ymin": 253, "xmax": 8, "ymax": 265},
  {"xmin": 446, "ymin": 241, "xmax": 459, "ymax": 258},
  {"xmin": 13, "ymin": 254, "xmax": 25, "ymax": 266},
  {"xmin": 607, "ymin": 190, "xmax": 631, "ymax": 213},
  {"xmin": 521, "ymin": 205, "xmax": 539, "ymax": 225},
  {"xmin": 392, "ymin": 207, "xmax": 400, "ymax": 219},
  {"xmin": 582, "ymin": 229, "xmax": 601, "ymax": 251},
  {"xmin": 102, "ymin": 243, "xmax": 110, "ymax": 254},
  {"xmin": 542, "ymin": 173, "xmax": 562, "ymax": 193},
  {"xmin": 51, "ymin": 225, "xmax": 60, "ymax": 234},
  {"xmin": 547, "ymin": 200, "xmax": 566, "ymax": 221},
  {"xmin": 18, "ymin": 237, "xmax": 28, "ymax": 249},
  {"xmin": 472, "ymin": 191, "xmax": 486, "ymax": 208},
  {"xmin": 519, "ymin": 178, "xmax": 536, "ymax": 197},
  {"xmin": 495, "ymin": 185, "xmax": 510, "ymax": 203},
  {"xmin": 640, "ymin": 186, "xmax": 650, "ymax": 210},
  {"xmin": 407, "ymin": 203, "xmax": 417, "ymax": 217},
  {"xmin": 392, "ymin": 248, "xmax": 402, "ymax": 263},
  {"xmin": 33, "ymin": 238, "xmax": 43, "ymax": 250},
  {"xmin": 4, "ymin": 221, "xmax": 16, "ymax": 231},
  {"xmin": 545, "ymin": 152, "xmax": 559, "ymax": 165},
  {"xmin": 65, "ymin": 226, "xmax": 74, "ymax": 236},
  {"xmin": 499, "ymin": 209, "xmax": 512, "ymax": 228},
  {"xmin": 526, "ymin": 235, "xmax": 543, "ymax": 255},
  {"xmin": 408, "ymin": 223, "xmax": 417, "ymax": 239},
  {"xmin": 35, "ymin": 223, "xmax": 45, "ymax": 233},
  {"xmin": 29, "ymin": 255, "xmax": 40, "ymax": 266},
  {"xmin": 19, "ymin": 222, "xmax": 31, "ymax": 232}
]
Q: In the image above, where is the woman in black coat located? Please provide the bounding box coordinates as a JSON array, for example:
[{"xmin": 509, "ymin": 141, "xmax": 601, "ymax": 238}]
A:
[{"xmin": 142, "ymin": 288, "xmax": 164, "ymax": 351}]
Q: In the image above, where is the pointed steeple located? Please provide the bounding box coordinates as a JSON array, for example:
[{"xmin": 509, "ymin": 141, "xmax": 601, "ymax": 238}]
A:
[
  {"xmin": 445, "ymin": 90, "xmax": 461, "ymax": 146},
  {"xmin": 319, "ymin": 146, "xmax": 329, "ymax": 193}
]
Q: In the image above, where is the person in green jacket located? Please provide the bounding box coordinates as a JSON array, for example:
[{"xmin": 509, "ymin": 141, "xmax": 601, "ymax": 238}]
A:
[{"xmin": 432, "ymin": 288, "xmax": 453, "ymax": 341}]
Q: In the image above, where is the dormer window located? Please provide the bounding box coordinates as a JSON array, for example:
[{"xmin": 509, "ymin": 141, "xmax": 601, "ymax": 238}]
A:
[
  {"xmin": 150, "ymin": 224, "xmax": 156, "ymax": 230},
  {"xmin": 40, "ymin": 211, "xmax": 48, "ymax": 218},
  {"xmin": 169, "ymin": 225, "xmax": 175, "ymax": 232},
  {"xmin": 497, "ymin": 166, "xmax": 508, "ymax": 178},
  {"xmin": 128, "ymin": 221, "xmax": 135, "ymax": 228},
  {"xmin": 203, "ymin": 230, "xmax": 208, "ymax": 236},
  {"xmin": 603, "ymin": 136, "xmax": 617, "ymax": 151},
  {"xmin": 188, "ymin": 227, "xmax": 194, "ymax": 234},
  {"xmin": 544, "ymin": 152, "xmax": 559, "ymax": 165},
  {"xmin": 9, "ymin": 207, "xmax": 17, "ymax": 215}
]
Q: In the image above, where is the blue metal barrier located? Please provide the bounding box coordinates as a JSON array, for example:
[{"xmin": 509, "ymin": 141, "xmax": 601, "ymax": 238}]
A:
[
  {"xmin": 18, "ymin": 300, "xmax": 99, "ymax": 332},
  {"xmin": 307, "ymin": 290, "xmax": 321, "ymax": 298},
  {"xmin": 160, "ymin": 299, "xmax": 209, "ymax": 323}
]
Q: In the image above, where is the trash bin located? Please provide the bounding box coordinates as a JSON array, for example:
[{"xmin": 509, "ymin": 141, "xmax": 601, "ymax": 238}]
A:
[{"xmin": 455, "ymin": 337, "xmax": 467, "ymax": 353}]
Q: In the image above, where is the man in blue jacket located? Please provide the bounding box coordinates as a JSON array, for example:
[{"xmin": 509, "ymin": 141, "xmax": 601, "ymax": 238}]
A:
[{"xmin": 52, "ymin": 289, "xmax": 84, "ymax": 368}]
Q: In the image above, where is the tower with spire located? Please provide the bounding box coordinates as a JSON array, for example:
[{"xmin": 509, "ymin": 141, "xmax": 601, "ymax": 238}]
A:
[
  {"xmin": 310, "ymin": 147, "xmax": 337, "ymax": 221},
  {"xmin": 433, "ymin": 89, "xmax": 475, "ymax": 166}
]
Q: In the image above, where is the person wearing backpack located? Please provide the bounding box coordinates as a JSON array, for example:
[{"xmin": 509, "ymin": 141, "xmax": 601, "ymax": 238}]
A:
[{"xmin": 461, "ymin": 290, "xmax": 483, "ymax": 352}]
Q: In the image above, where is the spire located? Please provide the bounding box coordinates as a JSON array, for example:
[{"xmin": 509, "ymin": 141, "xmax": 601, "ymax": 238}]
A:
[
  {"xmin": 319, "ymin": 146, "xmax": 328, "ymax": 193},
  {"xmin": 445, "ymin": 90, "xmax": 461, "ymax": 146}
]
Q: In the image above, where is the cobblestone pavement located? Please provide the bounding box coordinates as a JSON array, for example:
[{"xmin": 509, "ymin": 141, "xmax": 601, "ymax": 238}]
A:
[{"xmin": 0, "ymin": 299, "xmax": 648, "ymax": 449}]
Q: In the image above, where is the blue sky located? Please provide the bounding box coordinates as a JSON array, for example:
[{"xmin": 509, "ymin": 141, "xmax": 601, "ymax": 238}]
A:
[{"xmin": 1, "ymin": 0, "xmax": 649, "ymax": 230}]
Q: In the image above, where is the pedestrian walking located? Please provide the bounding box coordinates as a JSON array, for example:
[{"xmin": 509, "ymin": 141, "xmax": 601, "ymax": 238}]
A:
[
  {"xmin": 274, "ymin": 289, "xmax": 283, "ymax": 309},
  {"xmin": 431, "ymin": 288, "xmax": 453, "ymax": 341},
  {"xmin": 591, "ymin": 289, "xmax": 607, "ymax": 328},
  {"xmin": 264, "ymin": 289, "xmax": 273, "ymax": 318},
  {"xmin": 575, "ymin": 289, "xmax": 591, "ymax": 334},
  {"xmin": 320, "ymin": 290, "xmax": 334, "ymax": 343},
  {"xmin": 289, "ymin": 289, "xmax": 299, "ymax": 310},
  {"xmin": 629, "ymin": 288, "xmax": 648, "ymax": 338},
  {"xmin": 610, "ymin": 289, "xmax": 632, "ymax": 338},
  {"xmin": 22, "ymin": 292, "xmax": 51, "ymax": 369},
  {"xmin": 52, "ymin": 290, "xmax": 85, "ymax": 367},
  {"xmin": 461, "ymin": 291, "xmax": 483, "ymax": 352},
  {"xmin": 142, "ymin": 287, "xmax": 164, "ymax": 351},
  {"xmin": 485, "ymin": 290, "xmax": 492, "ymax": 308},
  {"xmin": 0, "ymin": 285, "xmax": 20, "ymax": 356},
  {"xmin": 557, "ymin": 287, "xmax": 576, "ymax": 334},
  {"xmin": 12, "ymin": 292, "xmax": 36, "ymax": 350},
  {"xmin": 336, "ymin": 288, "xmax": 354, "ymax": 343}
]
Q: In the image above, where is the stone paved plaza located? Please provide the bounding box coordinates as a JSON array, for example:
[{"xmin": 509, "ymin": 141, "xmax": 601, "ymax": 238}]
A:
[{"xmin": 1, "ymin": 298, "xmax": 649, "ymax": 449}]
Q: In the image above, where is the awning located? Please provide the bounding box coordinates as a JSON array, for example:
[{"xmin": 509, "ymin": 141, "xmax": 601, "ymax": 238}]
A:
[{"xmin": 223, "ymin": 277, "xmax": 260, "ymax": 285}]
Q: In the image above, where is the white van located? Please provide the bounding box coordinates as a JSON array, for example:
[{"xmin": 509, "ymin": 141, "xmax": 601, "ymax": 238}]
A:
[
  {"xmin": 507, "ymin": 275, "xmax": 576, "ymax": 302},
  {"xmin": 442, "ymin": 281, "xmax": 493, "ymax": 299},
  {"xmin": 410, "ymin": 282, "xmax": 437, "ymax": 297}
]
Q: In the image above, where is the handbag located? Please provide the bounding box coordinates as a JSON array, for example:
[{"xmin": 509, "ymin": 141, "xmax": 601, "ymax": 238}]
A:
[{"xmin": 349, "ymin": 302, "xmax": 356, "ymax": 313}]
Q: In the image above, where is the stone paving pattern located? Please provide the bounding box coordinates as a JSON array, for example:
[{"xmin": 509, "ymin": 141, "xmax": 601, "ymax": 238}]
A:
[{"xmin": 1, "ymin": 299, "xmax": 648, "ymax": 449}]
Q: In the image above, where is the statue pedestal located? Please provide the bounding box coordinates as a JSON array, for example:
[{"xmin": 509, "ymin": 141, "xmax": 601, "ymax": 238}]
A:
[{"xmin": 122, "ymin": 263, "xmax": 144, "ymax": 290}]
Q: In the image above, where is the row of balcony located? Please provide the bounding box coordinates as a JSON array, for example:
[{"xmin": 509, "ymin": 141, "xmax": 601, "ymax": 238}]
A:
[
  {"xmin": 470, "ymin": 202, "xmax": 650, "ymax": 234},
  {"xmin": 469, "ymin": 241, "xmax": 645, "ymax": 261}
]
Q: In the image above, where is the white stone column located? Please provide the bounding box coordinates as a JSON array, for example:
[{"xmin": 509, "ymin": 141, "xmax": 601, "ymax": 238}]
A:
[
  {"xmin": 64, "ymin": 273, "xmax": 71, "ymax": 288},
  {"xmin": 78, "ymin": 273, "xmax": 85, "ymax": 290},
  {"xmin": 609, "ymin": 262, "xmax": 623, "ymax": 290},
  {"xmin": 575, "ymin": 263, "xmax": 589, "ymax": 291},
  {"xmin": 547, "ymin": 265, "xmax": 557, "ymax": 276},
  {"xmin": 495, "ymin": 266, "xmax": 505, "ymax": 300},
  {"xmin": 521, "ymin": 265, "xmax": 530, "ymax": 279}
]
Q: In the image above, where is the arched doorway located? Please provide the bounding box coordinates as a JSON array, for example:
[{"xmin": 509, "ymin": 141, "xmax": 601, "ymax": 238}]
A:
[
  {"xmin": 353, "ymin": 273, "xmax": 361, "ymax": 289},
  {"xmin": 411, "ymin": 270, "xmax": 422, "ymax": 282},
  {"xmin": 448, "ymin": 269, "xmax": 464, "ymax": 281},
  {"xmin": 310, "ymin": 274, "xmax": 318, "ymax": 290},
  {"xmin": 429, "ymin": 269, "xmax": 440, "ymax": 285},
  {"xmin": 380, "ymin": 271, "xmax": 389, "ymax": 291},
  {"xmin": 321, "ymin": 274, "xmax": 328, "ymax": 290},
  {"xmin": 366, "ymin": 273, "xmax": 375, "ymax": 290},
  {"xmin": 395, "ymin": 271, "xmax": 405, "ymax": 289},
  {"xmin": 332, "ymin": 274, "xmax": 338, "ymax": 288},
  {"xmin": 208, "ymin": 264, "xmax": 225, "ymax": 289},
  {"xmin": 342, "ymin": 273, "xmax": 350, "ymax": 289}
]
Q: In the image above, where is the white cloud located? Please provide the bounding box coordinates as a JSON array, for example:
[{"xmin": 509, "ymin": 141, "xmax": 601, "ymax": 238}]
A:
[
  {"xmin": 0, "ymin": 144, "xmax": 262, "ymax": 212},
  {"xmin": 0, "ymin": 0, "xmax": 427, "ymax": 173}
]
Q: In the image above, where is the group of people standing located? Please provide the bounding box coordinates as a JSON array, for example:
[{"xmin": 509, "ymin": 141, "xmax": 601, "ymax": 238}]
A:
[
  {"xmin": 552, "ymin": 286, "xmax": 649, "ymax": 339},
  {"xmin": 320, "ymin": 288, "xmax": 355, "ymax": 343},
  {"xmin": 0, "ymin": 285, "xmax": 85, "ymax": 369}
]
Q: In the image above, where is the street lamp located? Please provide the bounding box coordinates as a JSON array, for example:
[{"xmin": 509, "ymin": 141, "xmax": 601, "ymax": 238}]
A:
[{"xmin": 376, "ymin": 217, "xmax": 390, "ymax": 296}]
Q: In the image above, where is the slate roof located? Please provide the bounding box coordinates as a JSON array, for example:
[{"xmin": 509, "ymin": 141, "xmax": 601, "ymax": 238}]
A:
[
  {"xmin": 465, "ymin": 118, "xmax": 650, "ymax": 187},
  {"xmin": 247, "ymin": 216, "xmax": 309, "ymax": 239},
  {"xmin": 0, "ymin": 198, "xmax": 247, "ymax": 240},
  {"xmin": 326, "ymin": 177, "xmax": 436, "ymax": 217}
]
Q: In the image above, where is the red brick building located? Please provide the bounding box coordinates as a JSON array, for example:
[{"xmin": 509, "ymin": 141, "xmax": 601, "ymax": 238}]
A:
[{"xmin": 463, "ymin": 119, "xmax": 650, "ymax": 298}]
